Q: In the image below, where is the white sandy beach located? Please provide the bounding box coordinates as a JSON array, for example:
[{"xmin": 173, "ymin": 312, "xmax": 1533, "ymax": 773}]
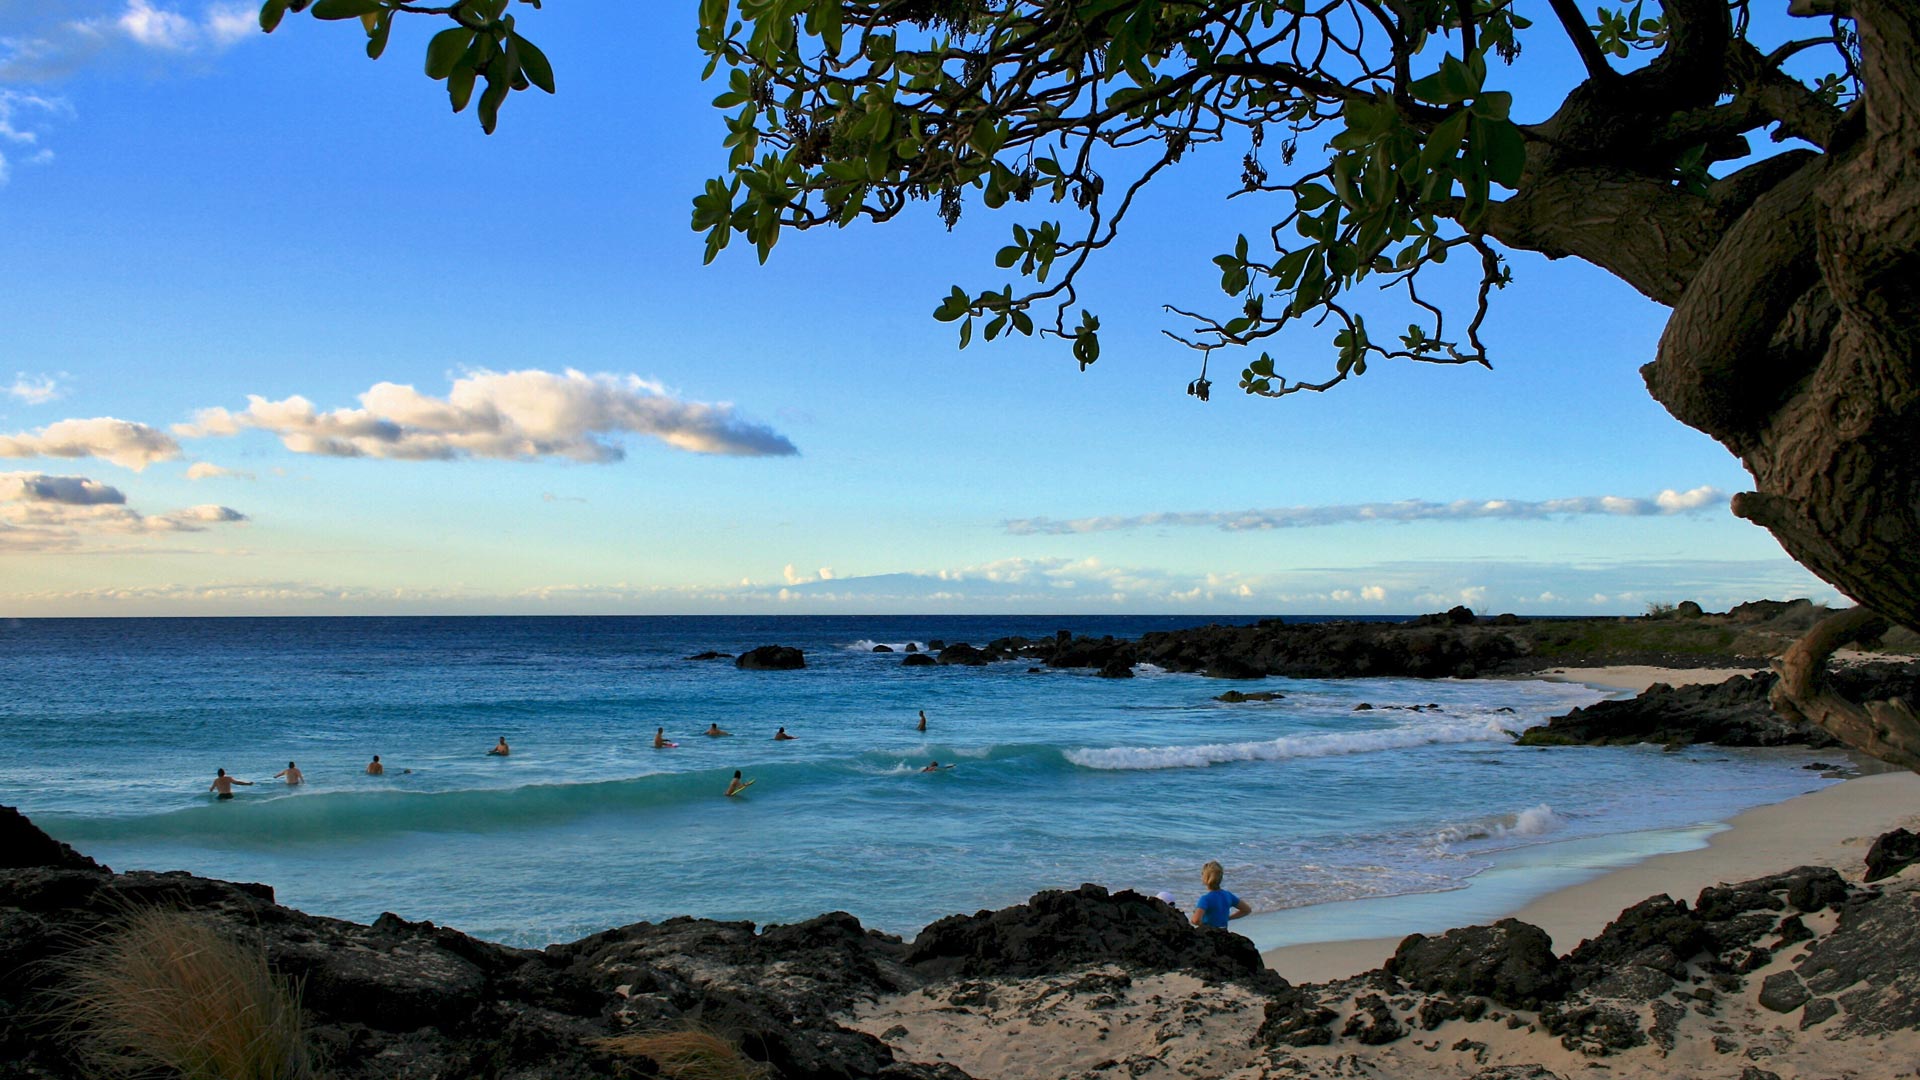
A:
[
  {"xmin": 854, "ymin": 665, "xmax": 1920, "ymax": 1080},
  {"xmin": 1264, "ymin": 663, "xmax": 1920, "ymax": 982},
  {"xmin": 1525, "ymin": 663, "xmax": 1769, "ymax": 694}
]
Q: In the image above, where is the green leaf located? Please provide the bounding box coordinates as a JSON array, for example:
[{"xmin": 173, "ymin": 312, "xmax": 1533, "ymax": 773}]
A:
[
  {"xmin": 365, "ymin": 11, "xmax": 392, "ymax": 59},
  {"xmin": 512, "ymin": 33, "xmax": 554, "ymax": 93},
  {"xmin": 426, "ymin": 27, "xmax": 472, "ymax": 79},
  {"xmin": 309, "ymin": 0, "xmax": 382, "ymax": 20},
  {"xmin": 448, "ymin": 60, "xmax": 478, "ymax": 112},
  {"xmin": 1421, "ymin": 110, "xmax": 1469, "ymax": 172},
  {"xmin": 259, "ymin": 0, "xmax": 292, "ymax": 33},
  {"xmin": 477, "ymin": 77, "xmax": 508, "ymax": 133},
  {"xmin": 1295, "ymin": 183, "xmax": 1334, "ymax": 211},
  {"xmin": 1481, "ymin": 117, "xmax": 1526, "ymax": 188}
]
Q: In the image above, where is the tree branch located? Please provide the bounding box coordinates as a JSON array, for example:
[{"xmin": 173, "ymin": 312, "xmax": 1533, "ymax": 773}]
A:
[
  {"xmin": 1546, "ymin": 0, "xmax": 1616, "ymax": 81},
  {"xmin": 1770, "ymin": 608, "xmax": 1920, "ymax": 772}
]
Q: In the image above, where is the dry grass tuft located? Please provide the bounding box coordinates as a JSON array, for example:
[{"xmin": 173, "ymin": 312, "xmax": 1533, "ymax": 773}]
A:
[
  {"xmin": 57, "ymin": 907, "xmax": 315, "ymax": 1080},
  {"xmin": 595, "ymin": 1026, "xmax": 768, "ymax": 1080}
]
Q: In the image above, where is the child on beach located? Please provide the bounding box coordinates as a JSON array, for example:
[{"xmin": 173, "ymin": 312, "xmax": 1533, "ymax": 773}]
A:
[{"xmin": 1190, "ymin": 860, "xmax": 1251, "ymax": 929}]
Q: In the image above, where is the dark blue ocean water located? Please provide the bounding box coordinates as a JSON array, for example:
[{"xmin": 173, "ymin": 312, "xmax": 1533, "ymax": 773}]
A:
[{"xmin": 0, "ymin": 616, "xmax": 1830, "ymax": 946}]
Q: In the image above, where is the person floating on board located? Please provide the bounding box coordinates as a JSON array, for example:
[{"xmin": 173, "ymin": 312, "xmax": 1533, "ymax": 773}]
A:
[
  {"xmin": 704, "ymin": 723, "xmax": 731, "ymax": 737},
  {"xmin": 273, "ymin": 761, "xmax": 304, "ymax": 786},
  {"xmin": 367, "ymin": 755, "xmax": 384, "ymax": 775},
  {"xmin": 917, "ymin": 710, "xmax": 927, "ymax": 733},
  {"xmin": 654, "ymin": 727, "xmax": 677, "ymax": 748},
  {"xmin": 725, "ymin": 770, "xmax": 755, "ymax": 797},
  {"xmin": 488, "ymin": 737, "xmax": 510, "ymax": 756},
  {"xmin": 773, "ymin": 727, "xmax": 795, "ymax": 741},
  {"xmin": 920, "ymin": 761, "xmax": 955, "ymax": 773},
  {"xmin": 1190, "ymin": 860, "xmax": 1252, "ymax": 929},
  {"xmin": 208, "ymin": 768, "xmax": 253, "ymax": 800}
]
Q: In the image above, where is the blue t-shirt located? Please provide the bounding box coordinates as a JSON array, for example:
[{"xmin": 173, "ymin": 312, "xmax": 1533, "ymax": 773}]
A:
[{"xmin": 1195, "ymin": 888, "xmax": 1238, "ymax": 929}]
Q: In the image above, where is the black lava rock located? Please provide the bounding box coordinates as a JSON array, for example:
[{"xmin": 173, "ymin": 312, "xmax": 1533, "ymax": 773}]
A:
[{"xmin": 736, "ymin": 645, "xmax": 806, "ymax": 670}]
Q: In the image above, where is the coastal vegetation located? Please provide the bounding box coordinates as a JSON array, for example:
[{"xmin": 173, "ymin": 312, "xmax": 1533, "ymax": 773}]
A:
[
  {"xmin": 54, "ymin": 907, "xmax": 314, "ymax": 1080},
  {"xmin": 595, "ymin": 1027, "xmax": 769, "ymax": 1080},
  {"xmin": 262, "ymin": 0, "xmax": 1920, "ymax": 770}
]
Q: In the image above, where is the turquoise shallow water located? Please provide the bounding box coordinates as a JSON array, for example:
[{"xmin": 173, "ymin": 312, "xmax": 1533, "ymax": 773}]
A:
[{"xmin": 0, "ymin": 616, "xmax": 1826, "ymax": 946}]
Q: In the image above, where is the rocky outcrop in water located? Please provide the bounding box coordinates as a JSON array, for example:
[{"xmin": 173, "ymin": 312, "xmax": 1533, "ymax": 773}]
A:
[{"xmin": 735, "ymin": 645, "xmax": 806, "ymax": 670}]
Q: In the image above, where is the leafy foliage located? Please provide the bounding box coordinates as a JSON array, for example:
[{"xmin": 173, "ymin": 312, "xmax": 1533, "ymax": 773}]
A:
[{"xmin": 266, "ymin": 0, "xmax": 1859, "ymax": 401}]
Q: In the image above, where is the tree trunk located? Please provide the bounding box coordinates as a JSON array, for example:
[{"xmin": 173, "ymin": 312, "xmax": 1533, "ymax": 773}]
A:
[{"xmin": 1644, "ymin": 0, "xmax": 1920, "ymax": 639}]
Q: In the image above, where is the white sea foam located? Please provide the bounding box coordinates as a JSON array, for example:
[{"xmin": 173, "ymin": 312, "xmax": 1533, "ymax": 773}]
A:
[
  {"xmin": 1430, "ymin": 803, "xmax": 1564, "ymax": 847},
  {"xmin": 1063, "ymin": 719, "xmax": 1514, "ymax": 770},
  {"xmin": 844, "ymin": 638, "xmax": 923, "ymax": 653}
]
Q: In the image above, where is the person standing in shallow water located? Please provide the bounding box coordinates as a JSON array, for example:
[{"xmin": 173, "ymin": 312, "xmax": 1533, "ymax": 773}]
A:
[
  {"xmin": 1190, "ymin": 860, "xmax": 1251, "ymax": 929},
  {"xmin": 273, "ymin": 761, "xmax": 303, "ymax": 786},
  {"xmin": 488, "ymin": 737, "xmax": 510, "ymax": 756},
  {"xmin": 917, "ymin": 710, "xmax": 927, "ymax": 733},
  {"xmin": 208, "ymin": 768, "xmax": 252, "ymax": 800},
  {"xmin": 367, "ymin": 755, "xmax": 384, "ymax": 776}
]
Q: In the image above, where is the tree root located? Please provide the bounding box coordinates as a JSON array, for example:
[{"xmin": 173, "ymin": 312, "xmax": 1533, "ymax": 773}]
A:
[{"xmin": 1770, "ymin": 607, "xmax": 1920, "ymax": 772}]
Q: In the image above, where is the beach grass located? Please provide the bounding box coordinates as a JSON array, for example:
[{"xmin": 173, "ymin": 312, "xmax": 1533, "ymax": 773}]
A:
[
  {"xmin": 596, "ymin": 1026, "xmax": 769, "ymax": 1080},
  {"xmin": 56, "ymin": 907, "xmax": 314, "ymax": 1080}
]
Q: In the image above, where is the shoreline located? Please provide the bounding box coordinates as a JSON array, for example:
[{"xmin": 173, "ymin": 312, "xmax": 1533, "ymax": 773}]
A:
[{"xmin": 1261, "ymin": 765, "xmax": 1920, "ymax": 982}]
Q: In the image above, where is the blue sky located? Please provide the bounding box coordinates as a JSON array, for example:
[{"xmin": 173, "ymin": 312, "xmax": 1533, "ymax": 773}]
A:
[{"xmin": 0, "ymin": 0, "xmax": 1841, "ymax": 615}]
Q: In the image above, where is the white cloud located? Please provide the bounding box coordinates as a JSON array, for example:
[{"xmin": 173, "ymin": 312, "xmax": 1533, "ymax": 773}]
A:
[
  {"xmin": 1005, "ymin": 487, "xmax": 1728, "ymax": 534},
  {"xmin": 117, "ymin": 0, "xmax": 197, "ymax": 49},
  {"xmin": 177, "ymin": 369, "xmax": 799, "ymax": 461},
  {"xmin": 0, "ymin": 88, "xmax": 71, "ymax": 184},
  {"xmin": 6, "ymin": 372, "xmax": 64, "ymax": 404},
  {"xmin": 0, "ymin": 470, "xmax": 245, "ymax": 551},
  {"xmin": 0, "ymin": 2, "xmax": 259, "ymax": 81},
  {"xmin": 0, "ymin": 472, "xmax": 125, "ymax": 505},
  {"xmin": 185, "ymin": 462, "xmax": 252, "ymax": 480},
  {"xmin": 1360, "ymin": 585, "xmax": 1387, "ymax": 602},
  {"xmin": 0, "ymin": 416, "xmax": 181, "ymax": 470}
]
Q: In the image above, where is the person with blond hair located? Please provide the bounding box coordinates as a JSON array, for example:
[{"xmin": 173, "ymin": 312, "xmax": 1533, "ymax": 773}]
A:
[{"xmin": 1190, "ymin": 860, "xmax": 1251, "ymax": 929}]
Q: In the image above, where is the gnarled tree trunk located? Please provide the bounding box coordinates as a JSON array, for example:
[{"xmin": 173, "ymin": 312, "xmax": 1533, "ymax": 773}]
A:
[
  {"xmin": 1505, "ymin": 0, "xmax": 1920, "ymax": 767},
  {"xmin": 1644, "ymin": 0, "xmax": 1920, "ymax": 636}
]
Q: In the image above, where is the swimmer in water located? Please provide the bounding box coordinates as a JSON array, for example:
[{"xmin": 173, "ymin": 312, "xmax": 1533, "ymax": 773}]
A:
[
  {"xmin": 273, "ymin": 761, "xmax": 304, "ymax": 786},
  {"xmin": 773, "ymin": 727, "xmax": 795, "ymax": 741},
  {"xmin": 488, "ymin": 737, "xmax": 510, "ymax": 756},
  {"xmin": 208, "ymin": 768, "xmax": 253, "ymax": 800},
  {"xmin": 921, "ymin": 761, "xmax": 955, "ymax": 773},
  {"xmin": 724, "ymin": 770, "xmax": 755, "ymax": 797},
  {"xmin": 917, "ymin": 710, "xmax": 927, "ymax": 733},
  {"xmin": 654, "ymin": 727, "xmax": 675, "ymax": 748},
  {"xmin": 704, "ymin": 723, "xmax": 731, "ymax": 737},
  {"xmin": 367, "ymin": 755, "xmax": 384, "ymax": 776}
]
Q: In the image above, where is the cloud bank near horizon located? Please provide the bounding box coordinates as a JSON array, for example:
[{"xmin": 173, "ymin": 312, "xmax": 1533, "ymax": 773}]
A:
[
  {"xmin": 175, "ymin": 369, "xmax": 800, "ymax": 461},
  {"xmin": 2, "ymin": 551, "xmax": 1840, "ymax": 617},
  {"xmin": 1005, "ymin": 487, "xmax": 1727, "ymax": 535}
]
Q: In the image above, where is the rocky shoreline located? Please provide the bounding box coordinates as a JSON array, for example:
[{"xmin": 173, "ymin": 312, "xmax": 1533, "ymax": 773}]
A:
[
  {"xmin": 6, "ymin": 805, "xmax": 1920, "ymax": 1080},
  {"xmin": 802, "ymin": 599, "xmax": 1855, "ymax": 681}
]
